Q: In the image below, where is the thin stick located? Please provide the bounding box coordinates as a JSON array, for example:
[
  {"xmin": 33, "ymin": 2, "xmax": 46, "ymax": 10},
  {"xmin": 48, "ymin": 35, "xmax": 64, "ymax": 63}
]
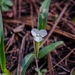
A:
[
  {"xmin": 46, "ymin": 48, "xmax": 75, "ymax": 74},
  {"xmin": 18, "ymin": 0, "xmax": 21, "ymax": 19},
  {"xmin": 35, "ymin": 57, "xmax": 39, "ymax": 69},
  {"xmin": 17, "ymin": 32, "xmax": 29, "ymax": 75}
]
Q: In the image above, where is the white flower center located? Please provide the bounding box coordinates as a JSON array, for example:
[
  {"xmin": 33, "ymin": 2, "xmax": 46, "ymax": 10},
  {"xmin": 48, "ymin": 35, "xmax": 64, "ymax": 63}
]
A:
[{"xmin": 36, "ymin": 34, "xmax": 41, "ymax": 37}]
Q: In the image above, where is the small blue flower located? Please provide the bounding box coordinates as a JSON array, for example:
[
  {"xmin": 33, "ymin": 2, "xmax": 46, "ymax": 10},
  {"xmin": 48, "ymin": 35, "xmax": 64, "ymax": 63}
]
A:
[{"xmin": 31, "ymin": 28, "xmax": 47, "ymax": 42}]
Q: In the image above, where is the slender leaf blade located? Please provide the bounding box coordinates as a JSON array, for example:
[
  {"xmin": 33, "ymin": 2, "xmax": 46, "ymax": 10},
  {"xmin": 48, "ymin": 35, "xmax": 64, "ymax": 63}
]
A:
[
  {"xmin": 0, "ymin": 9, "xmax": 6, "ymax": 71},
  {"xmin": 21, "ymin": 53, "xmax": 35, "ymax": 75},
  {"xmin": 0, "ymin": 35, "xmax": 6, "ymax": 70},
  {"xmin": 37, "ymin": 0, "xmax": 51, "ymax": 30},
  {"xmin": 14, "ymin": 53, "xmax": 35, "ymax": 75},
  {"xmin": 0, "ymin": 38, "xmax": 1, "ymax": 67},
  {"xmin": 38, "ymin": 41, "xmax": 64, "ymax": 59},
  {"xmin": 0, "ymin": 9, "xmax": 11, "ymax": 75}
]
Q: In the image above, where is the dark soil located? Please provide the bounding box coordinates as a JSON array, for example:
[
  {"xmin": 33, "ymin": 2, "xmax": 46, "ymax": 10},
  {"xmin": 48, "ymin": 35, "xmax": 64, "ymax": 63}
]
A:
[{"xmin": 1, "ymin": 0, "xmax": 75, "ymax": 75}]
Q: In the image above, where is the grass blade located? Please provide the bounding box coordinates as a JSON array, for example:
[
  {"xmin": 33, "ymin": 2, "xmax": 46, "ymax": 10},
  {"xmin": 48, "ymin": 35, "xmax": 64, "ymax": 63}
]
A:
[
  {"xmin": 0, "ymin": 9, "xmax": 6, "ymax": 71},
  {"xmin": 0, "ymin": 9, "xmax": 11, "ymax": 75},
  {"xmin": 21, "ymin": 53, "xmax": 35, "ymax": 75},
  {"xmin": 37, "ymin": 0, "xmax": 51, "ymax": 30},
  {"xmin": 38, "ymin": 41, "xmax": 64, "ymax": 59},
  {"xmin": 14, "ymin": 53, "xmax": 35, "ymax": 75},
  {"xmin": 15, "ymin": 53, "xmax": 35, "ymax": 75}
]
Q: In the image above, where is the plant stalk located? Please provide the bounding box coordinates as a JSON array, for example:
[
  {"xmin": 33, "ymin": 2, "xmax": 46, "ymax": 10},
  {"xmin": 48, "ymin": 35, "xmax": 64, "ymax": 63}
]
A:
[{"xmin": 34, "ymin": 41, "xmax": 40, "ymax": 58}]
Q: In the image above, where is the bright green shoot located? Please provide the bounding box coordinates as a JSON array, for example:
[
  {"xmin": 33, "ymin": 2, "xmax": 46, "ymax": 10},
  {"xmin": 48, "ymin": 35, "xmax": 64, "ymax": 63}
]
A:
[
  {"xmin": 38, "ymin": 0, "xmax": 51, "ymax": 30},
  {"xmin": 0, "ymin": 0, "xmax": 12, "ymax": 75}
]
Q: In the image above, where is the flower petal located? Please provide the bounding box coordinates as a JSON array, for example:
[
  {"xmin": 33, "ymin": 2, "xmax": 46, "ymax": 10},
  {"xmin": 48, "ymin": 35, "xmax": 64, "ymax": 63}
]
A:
[
  {"xmin": 39, "ymin": 30, "xmax": 47, "ymax": 37},
  {"xmin": 34, "ymin": 36, "xmax": 43, "ymax": 42},
  {"xmin": 31, "ymin": 28, "xmax": 39, "ymax": 36}
]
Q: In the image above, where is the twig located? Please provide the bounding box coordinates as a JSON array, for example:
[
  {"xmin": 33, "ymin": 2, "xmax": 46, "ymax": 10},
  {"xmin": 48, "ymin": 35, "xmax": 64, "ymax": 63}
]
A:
[
  {"xmin": 5, "ymin": 19, "xmax": 75, "ymax": 40},
  {"xmin": 47, "ymin": 41, "xmax": 54, "ymax": 75},
  {"xmin": 46, "ymin": 48, "xmax": 75, "ymax": 74},
  {"xmin": 30, "ymin": 2, "xmax": 34, "ymax": 28},
  {"xmin": 17, "ymin": 32, "xmax": 30, "ymax": 75},
  {"xmin": 12, "ymin": 0, "xmax": 17, "ymax": 19},
  {"xmin": 56, "ymin": 64, "xmax": 70, "ymax": 73},
  {"xmin": 55, "ymin": 3, "xmax": 69, "ymax": 19},
  {"xmin": 31, "ymin": 0, "xmax": 38, "ymax": 15},
  {"xmin": 35, "ymin": 57, "xmax": 39, "ymax": 69},
  {"xmin": 18, "ymin": 0, "xmax": 21, "ymax": 19}
]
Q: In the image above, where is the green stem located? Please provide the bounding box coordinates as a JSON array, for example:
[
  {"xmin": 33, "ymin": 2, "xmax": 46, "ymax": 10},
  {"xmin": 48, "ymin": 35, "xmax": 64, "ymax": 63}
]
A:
[{"xmin": 34, "ymin": 42, "xmax": 40, "ymax": 58}]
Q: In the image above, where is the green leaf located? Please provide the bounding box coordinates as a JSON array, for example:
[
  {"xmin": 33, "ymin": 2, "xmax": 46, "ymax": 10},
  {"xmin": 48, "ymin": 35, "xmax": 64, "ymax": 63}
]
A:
[
  {"xmin": 1, "ymin": 5, "xmax": 9, "ymax": 11},
  {"xmin": 0, "ymin": 9, "xmax": 11, "ymax": 75},
  {"xmin": 21, "ymin": 53, "xmax": 35, "ymax": 75},
  {"xmin": 0, "ymin": 0, "xmax": 12, "ymax": 11},
  {"xmin": 0, "ymin": 9, "xmax": 6, "ymax": 71},
  {"xmin": 1, "ymin": 0, "xmax": 12, "ymax": 6},
  {"xmin": 14, "ymin": 53, "xmax": 35, "ymax": 75},
  {"xmin": 1, "ymin": 0, "xmax": 5, "ymax": 4},
  {"xmin": 4, "ymin": 0, "xmax": 13, "ymax": 6},
  {"xmin": 4, "ymin": 68, "xmax": 11, "ymax": 75},
  {"xmin": 39, "ymin": 72, "xmax": 42, "ymax": 75},
  {"xmin": 37, "ymin": 0, "xmax": 51, "ymax": 30},
  {"xmin": 41, "ymin": 69, "xmax": 47, "ymax": 73},
  {"xmin": 0, "ymin": 35, "xmax": 6, "ymax": 71},
  {"xmin": 0, "ymin": 38, "xmax": 1, "ymax": 68},
  {"xmin": 38, "ymin": 41, "xmax": 64, "ymax": 59},
  {"xmin": 35, "ymin": 68, "xmax": 40, "ymax": 72},
  {"xmin": 35, "ymin": 68, "xmax": 43, "ymax": 75}
]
